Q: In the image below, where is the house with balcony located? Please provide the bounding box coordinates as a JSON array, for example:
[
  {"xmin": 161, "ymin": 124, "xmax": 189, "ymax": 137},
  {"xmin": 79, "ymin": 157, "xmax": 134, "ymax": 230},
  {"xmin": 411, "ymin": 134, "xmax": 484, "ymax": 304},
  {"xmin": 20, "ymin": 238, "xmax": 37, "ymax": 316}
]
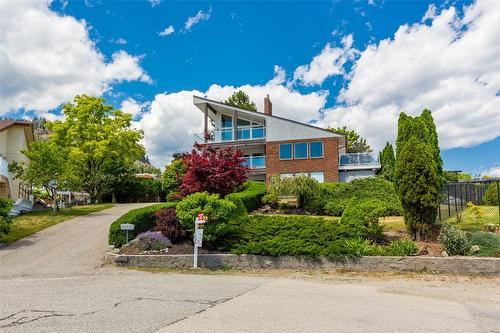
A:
[
  {"xmin": 193, "ymin": 95, "xmax": 379, "ymax": 184},
  {"xmin": 0, "ymin": 120, "xmax": 34, "ymax": 200}
]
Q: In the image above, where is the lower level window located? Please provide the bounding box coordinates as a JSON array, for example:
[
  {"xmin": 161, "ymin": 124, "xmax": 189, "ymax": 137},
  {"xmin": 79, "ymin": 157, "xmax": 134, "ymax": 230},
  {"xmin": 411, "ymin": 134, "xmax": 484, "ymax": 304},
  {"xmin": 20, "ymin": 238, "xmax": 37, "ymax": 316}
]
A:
[{"xmin": 310, "ymin": 172, "xmax": 324, "ymax": 183}]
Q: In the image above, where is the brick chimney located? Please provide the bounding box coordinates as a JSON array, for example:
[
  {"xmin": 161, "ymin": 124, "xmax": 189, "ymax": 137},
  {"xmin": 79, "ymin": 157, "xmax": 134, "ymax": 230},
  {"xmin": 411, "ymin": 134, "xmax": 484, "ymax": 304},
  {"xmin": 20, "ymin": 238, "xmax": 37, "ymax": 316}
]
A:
[{"xmin": 264, "ymin": 94, "xmax": 272, "ymax": 115}]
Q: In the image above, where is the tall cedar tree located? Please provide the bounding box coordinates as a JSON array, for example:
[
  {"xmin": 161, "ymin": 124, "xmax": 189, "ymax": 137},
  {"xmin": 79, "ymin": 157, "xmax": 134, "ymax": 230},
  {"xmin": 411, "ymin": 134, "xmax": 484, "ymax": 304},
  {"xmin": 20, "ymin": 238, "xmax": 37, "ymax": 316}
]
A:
[
  {"xmin": 224, "ymin": 91, "xmax": 257, "ymax": 111},
  {"xmin": 394, "ymin": 111, "xmax": 442, "ymax": 240},
  {"xmin": 378, "ymin": 142, "xmax": 395, "ymax": 182},
  {"xmin": 328, "ymin": 126, "xmax": 373, "ymax": 153},
  {"xmin": 180, "ymin": 144, "xmax": 248, "ymax": 197}
]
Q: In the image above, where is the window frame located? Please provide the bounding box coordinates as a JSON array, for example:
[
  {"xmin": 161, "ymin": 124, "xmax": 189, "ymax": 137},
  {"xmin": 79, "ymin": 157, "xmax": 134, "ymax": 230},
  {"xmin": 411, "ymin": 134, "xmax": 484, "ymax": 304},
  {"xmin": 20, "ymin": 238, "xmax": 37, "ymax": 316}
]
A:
[
  {"xmin": 309, "ymin": 141, "xmax": 324, "ymax": 159},
  {"xmin": 279, "ymin": 143, "xmax": 293, "ymax": 160},
  {"xmin": 294, "ymin": 142, "xmax": 308, "ymax": 159},
  {"xmin": 310, "ymin": 171, "xmax": 325, "ymax": 183}
]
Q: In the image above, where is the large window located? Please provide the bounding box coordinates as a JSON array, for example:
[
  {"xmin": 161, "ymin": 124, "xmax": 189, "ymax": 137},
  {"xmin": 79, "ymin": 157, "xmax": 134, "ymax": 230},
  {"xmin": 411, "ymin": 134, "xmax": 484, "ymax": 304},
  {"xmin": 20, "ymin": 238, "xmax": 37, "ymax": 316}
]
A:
[
  {"xmin": 310, "ymin": 141, "xmax": 324, "ymax": 158},
  {"xmin": 279, "ymin": 144, "xmax": 292, "ymax": 160},
  {"xmin": 294, "ymin": 143, "xmax": 308, "ymax": 159},
  {"xmin": 221, "ymin": 115, "xmax": 232, "ymax": 128},
  {"xmin": 310, "ymin": 172, "xmax": 325, "ymax": 183}
]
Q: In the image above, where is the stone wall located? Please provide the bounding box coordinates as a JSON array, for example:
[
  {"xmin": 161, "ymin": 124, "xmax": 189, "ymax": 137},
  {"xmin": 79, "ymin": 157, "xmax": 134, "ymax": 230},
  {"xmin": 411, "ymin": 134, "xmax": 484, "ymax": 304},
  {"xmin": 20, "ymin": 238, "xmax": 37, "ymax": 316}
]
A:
[{"xmin": 106, "ymin": 253, "xmax": 500, "ymax": 275}]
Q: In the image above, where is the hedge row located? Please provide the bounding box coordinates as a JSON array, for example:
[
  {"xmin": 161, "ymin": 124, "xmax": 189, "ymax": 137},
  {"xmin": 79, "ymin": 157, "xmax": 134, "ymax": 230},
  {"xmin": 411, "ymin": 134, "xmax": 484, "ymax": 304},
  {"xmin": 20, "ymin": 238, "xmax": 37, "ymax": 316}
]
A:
[
  {"xmin": 225, "ymin": 181, "xmax": 266, "ymax": 212},
  {"xmin": 304, "ymin": 178, "xmax": 403, "ymax": 216},
  {"xmin": 108, "ymin": 202, "xmax": 177, "ymax": 247}
]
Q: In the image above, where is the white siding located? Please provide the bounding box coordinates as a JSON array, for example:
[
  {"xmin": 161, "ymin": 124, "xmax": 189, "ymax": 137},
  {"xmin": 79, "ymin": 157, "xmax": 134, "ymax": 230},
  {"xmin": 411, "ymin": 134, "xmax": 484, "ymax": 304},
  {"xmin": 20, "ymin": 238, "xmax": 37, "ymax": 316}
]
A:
[{"xmin": 266, "ymin": 117, "xmax": 340, "ymax": 141}]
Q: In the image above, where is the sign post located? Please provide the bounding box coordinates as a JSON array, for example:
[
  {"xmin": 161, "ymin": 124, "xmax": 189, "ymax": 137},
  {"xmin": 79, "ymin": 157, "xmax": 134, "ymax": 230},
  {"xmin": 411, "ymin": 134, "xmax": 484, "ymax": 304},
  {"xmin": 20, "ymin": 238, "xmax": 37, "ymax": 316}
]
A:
[
  {"xmin": 120, "ymin": 223, "xmax": 135, "ymax": 243},
  {"xmin": 193, "ymin": 213, "xmax": 206, "ymax": 268}
]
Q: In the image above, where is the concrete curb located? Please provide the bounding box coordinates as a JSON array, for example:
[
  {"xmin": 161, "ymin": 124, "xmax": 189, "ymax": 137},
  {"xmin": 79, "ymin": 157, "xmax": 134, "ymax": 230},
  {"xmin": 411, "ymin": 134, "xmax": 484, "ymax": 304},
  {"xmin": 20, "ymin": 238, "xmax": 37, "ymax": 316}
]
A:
[{"xmin": 105, "ymin": 252, "xmax": 500, "ymax": 275}]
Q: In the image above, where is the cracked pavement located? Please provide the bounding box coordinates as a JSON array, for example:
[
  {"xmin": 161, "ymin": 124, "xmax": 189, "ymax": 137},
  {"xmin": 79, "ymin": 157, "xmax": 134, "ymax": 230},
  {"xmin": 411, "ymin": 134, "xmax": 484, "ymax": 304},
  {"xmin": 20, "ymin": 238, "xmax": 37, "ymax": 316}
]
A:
[{"xmin": 1, "ymin": 204, "xmax": 500, "ymax": 332}]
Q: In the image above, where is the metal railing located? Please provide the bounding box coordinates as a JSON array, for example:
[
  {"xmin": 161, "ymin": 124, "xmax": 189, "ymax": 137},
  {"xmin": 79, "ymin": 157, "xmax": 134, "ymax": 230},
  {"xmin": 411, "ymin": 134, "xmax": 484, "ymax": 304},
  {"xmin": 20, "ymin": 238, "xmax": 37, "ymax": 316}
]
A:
[
  {"xmin": 196, "ymin": 127, "xmax": 266, "ymax": 143},
  {"xmin": 339, "ymin": 153, "xmax": 380, "ymax": 167},
  {"xmin": 242, "ymin": 155, "xmax": 266, "ymax": 169}
]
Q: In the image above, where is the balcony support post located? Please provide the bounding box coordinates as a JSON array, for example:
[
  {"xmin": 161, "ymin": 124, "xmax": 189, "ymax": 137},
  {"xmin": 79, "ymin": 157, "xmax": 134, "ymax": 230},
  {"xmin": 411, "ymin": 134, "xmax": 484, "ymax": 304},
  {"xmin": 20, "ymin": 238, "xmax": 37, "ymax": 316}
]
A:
[
  {"xmin": 203, "ymin": 105, "xmax": 208, "ymax": 143},
  {"xmin": 232, "ymin": 110, "xmax": 237, "ymax": 142}
]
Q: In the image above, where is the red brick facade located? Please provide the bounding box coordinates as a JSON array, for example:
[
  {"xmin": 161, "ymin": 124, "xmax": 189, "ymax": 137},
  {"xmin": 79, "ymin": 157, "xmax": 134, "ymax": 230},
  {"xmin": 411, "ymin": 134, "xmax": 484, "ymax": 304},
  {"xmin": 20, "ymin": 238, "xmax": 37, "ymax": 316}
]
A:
[{"xmin": 265, "ymin": 137, "xmax": 340, "ymax": 183}]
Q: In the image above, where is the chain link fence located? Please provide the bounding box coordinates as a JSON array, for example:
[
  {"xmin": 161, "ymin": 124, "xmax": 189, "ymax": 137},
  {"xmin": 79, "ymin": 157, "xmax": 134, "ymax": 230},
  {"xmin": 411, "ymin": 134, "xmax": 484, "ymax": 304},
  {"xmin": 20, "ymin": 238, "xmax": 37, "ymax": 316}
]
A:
[{"xmin": 438, "ymin": 179, "xmax": 500, "ymax": 231}]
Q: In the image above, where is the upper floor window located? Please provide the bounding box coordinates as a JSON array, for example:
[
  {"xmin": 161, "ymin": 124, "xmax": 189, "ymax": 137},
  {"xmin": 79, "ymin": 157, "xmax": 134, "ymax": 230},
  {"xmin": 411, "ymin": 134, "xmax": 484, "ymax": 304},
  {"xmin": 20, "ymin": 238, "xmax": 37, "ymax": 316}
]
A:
[
  {"xmin": 221, "ymin": 115, "xmax": 232, "ymax": 128},
  {"xmin": 310, "ymin": 141, "xmax": 324, "ymax": 158},
  {"xmin": 294, "ymin": 143, "xmax": 308, "ymax": 159},
  {"xmin": 279, "ymin": 143, "xmax": 292, "ymax": 160}
]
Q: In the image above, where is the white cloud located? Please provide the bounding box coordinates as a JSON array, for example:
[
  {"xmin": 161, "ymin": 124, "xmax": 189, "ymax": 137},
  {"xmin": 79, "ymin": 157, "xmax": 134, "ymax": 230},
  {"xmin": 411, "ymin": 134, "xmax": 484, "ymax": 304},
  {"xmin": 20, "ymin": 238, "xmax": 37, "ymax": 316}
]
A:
[
  {"xmin": 183, "ymin": 7, "xmax": 212, "ymax": 32},
  {"xmin": 482, "ymin": 166, "xmax": 500, "ymax": 178},
  {"xmin": 320, "ymin": 0, "xmax": 500, "ymax": 151},
  {"xmin": 111, "ymin": 37, "xmax": 127, "ymax": 45},
  {"xmin": 422, "ymin": 4, "xmax": 437, "ymax": 22},
  {"xmin": 0, "ymin": 0, "xmax": 151, "ymax": 114},
  {"xmin": 148, "ymin": 0, "xmax": 161, "ymax": 7},
  {"xmin": 293, "ymin": 34, "xmax": 356, "ymax": 86},
  {"xmin": 158, "ymin": 25, "xmax": 175, "ymax": 37},
  {"xmin": 139, "ymin": 68, "xmax": 329, "ymax": 168},
  {"xmin": 120, "ymin": 97, "xmax": 149, "ymax": 117}
]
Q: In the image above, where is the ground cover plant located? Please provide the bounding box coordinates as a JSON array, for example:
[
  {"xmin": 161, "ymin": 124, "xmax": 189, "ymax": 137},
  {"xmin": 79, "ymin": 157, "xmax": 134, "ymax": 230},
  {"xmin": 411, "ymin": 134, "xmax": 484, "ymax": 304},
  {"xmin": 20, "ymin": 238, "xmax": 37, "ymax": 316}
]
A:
[
  {"xmin": 2, "ymin": 204, "xmax": 113, "ymax": 244},
  {"xmin": 137, "ymin": 231, "xmax": 171, "ymax": 251}
]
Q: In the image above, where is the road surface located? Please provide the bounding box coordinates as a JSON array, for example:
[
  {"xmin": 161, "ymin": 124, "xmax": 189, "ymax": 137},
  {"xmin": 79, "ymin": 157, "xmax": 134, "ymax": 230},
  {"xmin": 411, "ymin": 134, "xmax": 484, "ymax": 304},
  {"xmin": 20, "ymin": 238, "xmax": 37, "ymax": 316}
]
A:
[{"xmin": 1, "ymin": 204, "xmax": 499, "ymax": 332}]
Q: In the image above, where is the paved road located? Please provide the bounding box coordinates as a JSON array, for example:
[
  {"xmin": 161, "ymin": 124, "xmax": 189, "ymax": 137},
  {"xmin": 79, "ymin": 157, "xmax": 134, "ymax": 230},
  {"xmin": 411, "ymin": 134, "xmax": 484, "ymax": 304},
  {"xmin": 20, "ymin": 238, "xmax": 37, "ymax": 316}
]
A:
[{"xmin": 1, "ymin": 204, "xmax": 499, "ymax": 332}]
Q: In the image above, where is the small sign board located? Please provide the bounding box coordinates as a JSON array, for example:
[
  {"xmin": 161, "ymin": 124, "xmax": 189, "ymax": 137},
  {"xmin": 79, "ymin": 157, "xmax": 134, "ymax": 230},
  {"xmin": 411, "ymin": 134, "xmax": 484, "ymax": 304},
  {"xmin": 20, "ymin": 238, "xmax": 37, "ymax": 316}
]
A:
[
  {"xmin": 194, "ymin": 228, "xmax": 204, "ymax": 247},
  {"xmin": 120, "ymin": 223, "xmax": 135, "ymax": 231}
]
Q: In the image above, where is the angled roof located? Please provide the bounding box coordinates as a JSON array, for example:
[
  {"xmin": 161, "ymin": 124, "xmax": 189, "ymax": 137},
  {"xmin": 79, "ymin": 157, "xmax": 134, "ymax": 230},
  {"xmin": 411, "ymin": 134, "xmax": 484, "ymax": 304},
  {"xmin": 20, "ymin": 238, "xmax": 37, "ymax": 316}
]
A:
[
  {"xmin": 0, "ymin": 120, "xmax": 32, "ymax": 132},
  {"xmin": 192, "ymin": 95, "xmax": 345, "ymax": 138}
]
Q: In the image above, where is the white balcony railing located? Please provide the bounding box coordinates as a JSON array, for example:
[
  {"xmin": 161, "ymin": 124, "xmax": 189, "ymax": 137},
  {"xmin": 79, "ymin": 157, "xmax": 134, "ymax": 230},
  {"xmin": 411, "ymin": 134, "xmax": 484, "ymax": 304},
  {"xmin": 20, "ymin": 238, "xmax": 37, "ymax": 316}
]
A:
[
  {"xmin": 242, "ymin": 155, "xmax": 266, "ymax": 169},
  {"xmin": 195, "ymin": 127, "xmax": 266, "ymax": 143},
  {"xmin": 339, "ymin": 153, "xmax": 380, "ymax": 168}
]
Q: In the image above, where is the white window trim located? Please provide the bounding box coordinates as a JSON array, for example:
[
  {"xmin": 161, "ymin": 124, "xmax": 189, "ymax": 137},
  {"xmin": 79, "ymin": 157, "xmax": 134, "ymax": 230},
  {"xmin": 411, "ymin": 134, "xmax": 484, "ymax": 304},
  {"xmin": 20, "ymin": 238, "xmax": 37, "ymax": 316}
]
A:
[
  {"xmin": 310, "ymin": 171, "xmax": 325, "ymax": 183},
  {"xmin": 309, "ymin": 141, "xmax": 324, "ymax": 159},
  {"xmin": 294, "ymin": 142, "xmax": 309, "ymax": 160}
]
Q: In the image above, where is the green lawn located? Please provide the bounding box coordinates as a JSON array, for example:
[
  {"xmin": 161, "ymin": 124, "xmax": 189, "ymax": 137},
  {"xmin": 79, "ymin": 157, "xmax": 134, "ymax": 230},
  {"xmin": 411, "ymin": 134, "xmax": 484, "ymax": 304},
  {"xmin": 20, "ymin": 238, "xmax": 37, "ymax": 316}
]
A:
[
  {"xmin": 1, "ymin": 204, "xmax": 114, "ymax": 244},
  {"xmin": 443, "ymin": 206, "xmax": 500, "ymax": 232}
]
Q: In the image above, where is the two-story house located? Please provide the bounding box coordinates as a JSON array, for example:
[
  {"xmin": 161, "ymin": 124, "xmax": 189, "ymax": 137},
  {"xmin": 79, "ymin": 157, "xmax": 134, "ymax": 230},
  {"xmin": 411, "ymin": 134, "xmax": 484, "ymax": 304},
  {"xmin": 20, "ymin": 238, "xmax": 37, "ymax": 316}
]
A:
[
  {"xmin": 193, "ymin": 95, "xmax": 380, "ymax": 184},
  {"xmin": 0, "ymin": 120, "xmax": 34, "ymax": 200}
]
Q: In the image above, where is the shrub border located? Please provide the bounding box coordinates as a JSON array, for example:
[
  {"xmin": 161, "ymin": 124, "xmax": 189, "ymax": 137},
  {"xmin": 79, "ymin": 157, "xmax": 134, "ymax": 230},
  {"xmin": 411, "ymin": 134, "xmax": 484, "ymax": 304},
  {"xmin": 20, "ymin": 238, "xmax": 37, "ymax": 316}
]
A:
[{"xmin": 105, "ymin": 252, "xmax": 500, "ymax": 275}]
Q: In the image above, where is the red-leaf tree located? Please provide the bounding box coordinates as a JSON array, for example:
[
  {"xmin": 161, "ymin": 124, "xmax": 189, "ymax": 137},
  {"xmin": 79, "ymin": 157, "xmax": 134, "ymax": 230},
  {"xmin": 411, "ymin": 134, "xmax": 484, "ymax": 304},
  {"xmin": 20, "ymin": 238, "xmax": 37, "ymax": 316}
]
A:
[{"xmin": 180, "ymin": 143, "xmax": 248, "ymax": 196}]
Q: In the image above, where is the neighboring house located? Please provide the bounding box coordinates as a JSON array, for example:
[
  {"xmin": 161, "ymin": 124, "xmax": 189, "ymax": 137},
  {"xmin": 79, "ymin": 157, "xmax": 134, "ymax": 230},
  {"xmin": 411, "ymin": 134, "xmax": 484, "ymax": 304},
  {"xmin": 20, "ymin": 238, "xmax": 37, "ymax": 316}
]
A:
[
  {"xmin": 0, "ymin": 120, "xmax": 34, "ymax": 200},
  {"xmin": 193, "ymin": 95, "xmax": 380, "ymax": 184}
]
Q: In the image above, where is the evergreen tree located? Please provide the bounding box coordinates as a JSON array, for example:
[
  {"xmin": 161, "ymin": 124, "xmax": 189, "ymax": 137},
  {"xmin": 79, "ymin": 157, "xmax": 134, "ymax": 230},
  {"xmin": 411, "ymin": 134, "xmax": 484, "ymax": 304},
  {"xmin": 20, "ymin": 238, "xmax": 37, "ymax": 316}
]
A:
[
  {"xmin": 378, "ymin": 142, "xmax": 395, "ymax": 181},
  {"xmin": 224, "ymin": 91, "xmax": 257, "ymax": 111},
  {"xmin": 329, "ymin": 126, "xmax": 373, "ymax": 153},
  {"xmin": 394, "ymin": 110, "xmax": 442, "ymax": 240}
]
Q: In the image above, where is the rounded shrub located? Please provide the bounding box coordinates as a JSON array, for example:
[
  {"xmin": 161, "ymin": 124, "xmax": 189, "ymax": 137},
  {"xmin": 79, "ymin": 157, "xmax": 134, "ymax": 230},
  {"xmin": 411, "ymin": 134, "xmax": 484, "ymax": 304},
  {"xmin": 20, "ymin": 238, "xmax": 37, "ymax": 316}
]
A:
[
  {"xmin": 154, "ymin": 207, "xmax": 186, "ymax": 242},
  {"xmin": 137, "ymin": 231, "xmax": 171, "ymax": 251},
  {"xmin": 438, "ymin": 224, "xmax": 471, "ymax": 255}
]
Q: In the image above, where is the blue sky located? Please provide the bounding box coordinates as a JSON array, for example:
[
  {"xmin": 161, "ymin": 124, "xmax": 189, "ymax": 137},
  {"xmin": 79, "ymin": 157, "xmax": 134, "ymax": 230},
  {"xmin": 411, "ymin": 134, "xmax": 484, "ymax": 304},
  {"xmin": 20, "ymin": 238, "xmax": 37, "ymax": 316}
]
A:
[{"xmin": 1, "ymin": 0, "xmax": 499, "ymax": 175}]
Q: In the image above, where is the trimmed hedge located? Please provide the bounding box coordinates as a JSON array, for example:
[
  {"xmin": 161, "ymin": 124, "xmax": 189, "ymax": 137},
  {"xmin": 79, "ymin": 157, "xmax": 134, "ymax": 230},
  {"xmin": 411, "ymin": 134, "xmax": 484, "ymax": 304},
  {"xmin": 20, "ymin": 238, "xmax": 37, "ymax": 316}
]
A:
[
  {"xmin": 108, "ymin": 202, "xmax": 176, "ymax": 247},
  {"xmin": 225, "ymin": 181, "xmax": 266, "ymax": 212},
  {"xmin": 304, "ymin": 178, "xmax": 403, "ymax": 216},
  {"xmin": 231, "ymin": 214, "xmax": 365, "ymax": 257}
]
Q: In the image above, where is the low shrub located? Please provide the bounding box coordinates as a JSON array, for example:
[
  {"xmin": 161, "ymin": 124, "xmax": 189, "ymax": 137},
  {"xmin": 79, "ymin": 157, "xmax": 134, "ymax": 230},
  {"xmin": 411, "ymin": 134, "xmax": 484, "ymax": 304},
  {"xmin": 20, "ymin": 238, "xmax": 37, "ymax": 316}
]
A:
[
  {"xmin": 0, "ymin": 197, "xmax": 13, "ymax": 235},
  {"xmin": 231, "ymin": 214, "xmax": 368, "ymax": 257},
  {"xmin": 176, "ymin": 192, "xmax": 237, "ymax": 247},
  {"xmin": 262, "ymin": 193, "xmax": 279, "ymax": 209},
  {"xmin": 340, "ymin": 198, "xmax": 387, "ymax": 241},
  {"xmin": 466, "ymin": 231, "xmax": 500, "ymax": 257},
  {"xmin": 268, "ymin": 175, "xmax": 320, "ymax": 208},
  {"xmin": 482, "ymin": 182, "xmax": 499, "ymax": 205},
  {"xmin": 154, "ymin": 207, "xmax": 186, "ymax": 242},
  {"xmin": 438, "ymin": 224, "xmax": 471, "ymax": 255},
  {"xmin": 137, "ymin": 231, "xmax": 171, "ymax": 251},
  {"xmin": 342, "ymin": 238, "xmax": 383, "ymax": 256},
  {"xmin": 108, "ymin": 202, "xmax": 176, "ymax": 247},
  {"xmin": 384, "ymin": 239, "xmax": 418, "ymax": 256},
  {"xmin": 226, "ymin": 181, "xmax": 266, "ymax": 212}
]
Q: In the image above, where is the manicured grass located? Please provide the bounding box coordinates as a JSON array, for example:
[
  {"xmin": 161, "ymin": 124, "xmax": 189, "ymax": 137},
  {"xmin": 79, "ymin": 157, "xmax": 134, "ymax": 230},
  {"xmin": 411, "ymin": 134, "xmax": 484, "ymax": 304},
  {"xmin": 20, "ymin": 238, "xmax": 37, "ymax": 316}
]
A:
[
  {"xmin": 444, "ymin": 206, "xmax": 500, "ymax": 232},
  {"xmin": 1, "ymin": 204, "xmax": 114, "ymax": 244}
]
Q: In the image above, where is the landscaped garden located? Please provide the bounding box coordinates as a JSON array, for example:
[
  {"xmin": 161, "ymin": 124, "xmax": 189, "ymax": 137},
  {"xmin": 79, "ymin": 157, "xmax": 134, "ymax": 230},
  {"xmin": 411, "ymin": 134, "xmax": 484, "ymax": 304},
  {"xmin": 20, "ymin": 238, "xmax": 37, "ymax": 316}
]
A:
[{"xmin": 107, "ymin": 107, "xmax": 500, "ymax": 260}]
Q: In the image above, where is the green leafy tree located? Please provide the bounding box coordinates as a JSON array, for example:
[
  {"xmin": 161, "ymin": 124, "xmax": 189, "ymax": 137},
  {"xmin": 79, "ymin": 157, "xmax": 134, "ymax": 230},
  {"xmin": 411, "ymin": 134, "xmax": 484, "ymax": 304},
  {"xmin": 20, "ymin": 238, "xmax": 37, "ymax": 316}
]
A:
[
  {"xmin": 394, "ymin": 111, "xmax": 442, "ymax": 240},
  {"xmin": 49, "ymin": 95, "xmax": 144, "ymax": 202},
  {"xmin": 328, "ymin": 126, "xmax": 372, "ymax": 153},
  {"xmin": 9, "ymin": 141, "xmax": 79, "ymax": 212},
  {"xmin": 378, "ymin": 142, "xmax": 395, "ymax": 181},
  {"xmin": 162, "ymin": 159, "xmax": 187, "ymax": 200},
  {"xmin": 224, "ymin": 91, "xmax": 257, "ymax": 111}
]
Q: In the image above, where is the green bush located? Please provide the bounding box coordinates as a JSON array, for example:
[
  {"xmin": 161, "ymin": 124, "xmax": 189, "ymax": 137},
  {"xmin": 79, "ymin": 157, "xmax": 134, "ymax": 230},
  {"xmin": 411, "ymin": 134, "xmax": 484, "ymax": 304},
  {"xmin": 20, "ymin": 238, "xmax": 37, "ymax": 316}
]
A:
[
  {"xmin": 226, "ymin": 181, "xmax": 266, "ymax": 212},
  {"xmin": 482, "ymin": 182, "xmax": 499, "ymax": 205},
  {"xmin": 340, "ymin": 198, "xmax": 387, "ymax": 241},
  {"xmin": 342, "ymin": 238, "xmax": 383, "ymax": 256},
  {"xmin": 438, "ymin": 224, "xmax": 471, "ymax": 256},
  {"xmin": 0, "ymin": 197, "xmax": 13, "ymax": 235},
  {"xmin": 108, "ymin": 202, "xmax": 176, "ymax": 247},
  {"xmin": 467, "ymin": 231, "xmax": 500, "ymax": 257},
  {"xmin": 305, "ymin": 178, "xmax": 403, "ymax": 216},
  {"xmin": 176, "ymin": 192, "xmax": 237, "ymax": 247},
  {"xmin": 262, "ymin": 193, "xmax": 279, "ymax": 208},
  {"xmin": 268, "ymin": 175, "xmax": 320, "ymax": 208},
  {"xmin": 231, "ymin": 214, "xmax": 368, "ymax": 257},
  {"xmin": 384, "ymin": 239, "xmax": 418, "ymax": 256}
]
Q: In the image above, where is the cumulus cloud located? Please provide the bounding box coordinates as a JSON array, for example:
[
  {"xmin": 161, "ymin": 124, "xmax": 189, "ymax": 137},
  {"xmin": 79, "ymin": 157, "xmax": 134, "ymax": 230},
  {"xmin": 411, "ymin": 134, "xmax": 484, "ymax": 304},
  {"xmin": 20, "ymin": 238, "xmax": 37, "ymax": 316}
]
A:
[
  {"xmin": 0, "ymin": 0, "xmax": 151, "ymax": 114},
  {"xmin": 320, "ymin": 0, "xmax": 500, "ymax": 151},
  {"xmin": 482, "ymin": 166, "xmax": 500, "ymax": 178},
  {"xmin": 120, "ymin": 97, "xmax": 149, "ymax": 117},
  {"xmin": 293, "ymin": 34, "xmax": 356, "ymax": 86},
  {"xmin": 158, "ymin": 25, "xmax": 175, "ymax": 37},
  {"xmin": 140, "ymin": 67, "xmax": 329, "ymax": 168},
  {"xmin": 183, "ymin": 7, "xmax": 212, "ymax": 32}
]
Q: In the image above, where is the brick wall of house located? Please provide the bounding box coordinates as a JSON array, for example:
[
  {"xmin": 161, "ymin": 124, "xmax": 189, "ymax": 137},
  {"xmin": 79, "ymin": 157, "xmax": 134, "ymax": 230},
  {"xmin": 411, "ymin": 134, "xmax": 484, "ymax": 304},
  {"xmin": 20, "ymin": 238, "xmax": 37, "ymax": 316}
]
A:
[{"xmin": 265, "ymin": 137, "xmax": 340, "ymax": 183}]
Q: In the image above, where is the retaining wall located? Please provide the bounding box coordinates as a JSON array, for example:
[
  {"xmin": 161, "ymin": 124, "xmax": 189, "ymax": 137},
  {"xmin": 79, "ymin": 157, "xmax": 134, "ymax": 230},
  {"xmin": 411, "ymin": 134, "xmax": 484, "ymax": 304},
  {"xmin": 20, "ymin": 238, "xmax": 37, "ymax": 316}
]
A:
[{"xmin": 106, "ymin": 252, "xmax": 500, "ymax": 275}]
